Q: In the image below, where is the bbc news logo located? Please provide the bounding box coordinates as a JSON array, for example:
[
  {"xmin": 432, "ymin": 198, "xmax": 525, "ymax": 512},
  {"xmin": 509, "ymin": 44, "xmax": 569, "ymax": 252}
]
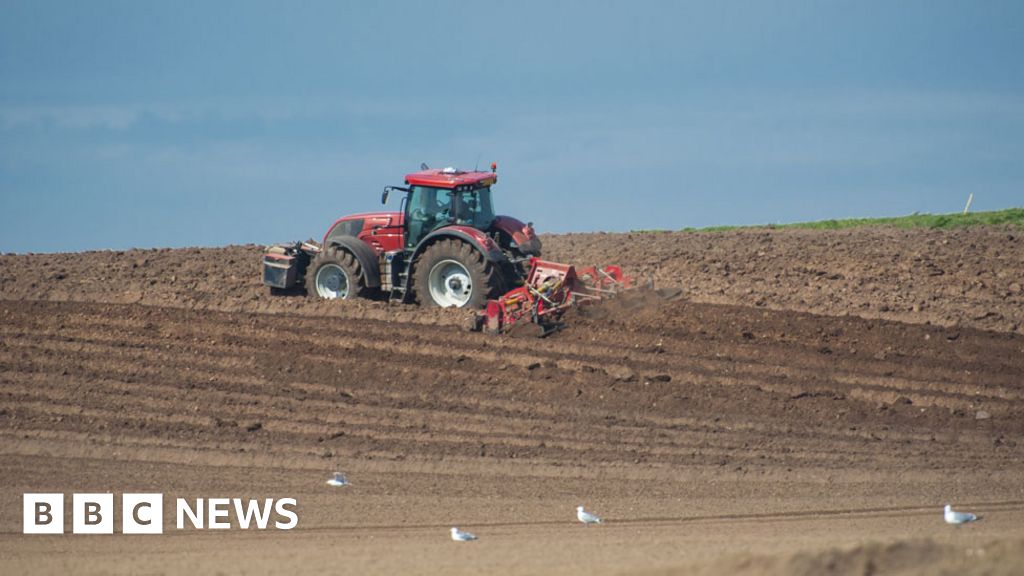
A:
[{"xmin": 24, "ymin": 493, "xmax": 298, "ymax": 534}]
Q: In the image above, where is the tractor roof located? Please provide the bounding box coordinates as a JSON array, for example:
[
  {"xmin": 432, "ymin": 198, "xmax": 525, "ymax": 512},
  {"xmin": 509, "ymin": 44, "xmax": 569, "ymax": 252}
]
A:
[{"xmin": 404, "ymin": 167, "xmax": 497, "ymax": 189}]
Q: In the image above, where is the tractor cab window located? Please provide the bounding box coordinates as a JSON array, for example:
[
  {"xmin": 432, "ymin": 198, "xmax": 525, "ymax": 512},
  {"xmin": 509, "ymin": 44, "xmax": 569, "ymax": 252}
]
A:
[
  {"xmin": 450, "ymin": 187, "xmax": 496, "ymax": 230},
  {"xmin": 406, "ymin": 186, "xmax": 445, "ymax": 248},
  {"xmin": 405, "ymin": 186, "xmax": 496, "ymax": 248}
]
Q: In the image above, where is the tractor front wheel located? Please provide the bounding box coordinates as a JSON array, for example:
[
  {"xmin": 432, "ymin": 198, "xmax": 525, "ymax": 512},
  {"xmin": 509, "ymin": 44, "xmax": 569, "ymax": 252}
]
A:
[
  {"xmin": 414, "ymin": 239, "xmax": 500, "ymax": 308},
  {"xmin": 307, "ymin": 247, "xmax": 367, "ymax": 300}
]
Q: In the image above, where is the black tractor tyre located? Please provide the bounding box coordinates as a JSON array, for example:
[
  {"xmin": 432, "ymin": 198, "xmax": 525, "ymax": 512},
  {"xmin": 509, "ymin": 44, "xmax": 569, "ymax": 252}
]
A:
[
  {"xmin": 306, "ymin": 246, "xmax": 369, "ymax": 301},
  {"xmin": 413, "ymin": 239, "xmax": 502, "ymax": 308}
]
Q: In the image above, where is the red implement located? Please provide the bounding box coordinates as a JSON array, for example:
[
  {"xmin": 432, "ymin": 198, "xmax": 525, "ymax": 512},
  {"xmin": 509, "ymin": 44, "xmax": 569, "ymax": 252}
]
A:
[{"xmin": 473, "ymin": 258, "xmax": 633, "ymax": 336}]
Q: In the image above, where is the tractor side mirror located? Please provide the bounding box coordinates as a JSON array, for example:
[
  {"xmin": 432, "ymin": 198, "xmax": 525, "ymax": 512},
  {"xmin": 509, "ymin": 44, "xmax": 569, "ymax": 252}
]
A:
[{"xmin": 381, "ymin": 187, "xmax": 390, "ymax": 205}]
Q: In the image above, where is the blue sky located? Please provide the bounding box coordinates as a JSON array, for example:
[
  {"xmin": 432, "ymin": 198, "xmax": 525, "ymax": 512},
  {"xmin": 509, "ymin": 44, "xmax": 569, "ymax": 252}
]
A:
[{"xmin": 1, "ymin": 1, "xmax": 1022, "ymax": 253}]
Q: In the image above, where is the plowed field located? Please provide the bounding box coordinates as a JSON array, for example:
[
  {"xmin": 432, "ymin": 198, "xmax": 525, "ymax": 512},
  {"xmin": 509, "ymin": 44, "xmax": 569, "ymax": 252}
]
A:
[{"xmin": 1, "ymin": 225, "xmax": 1023, "ymax": 575}]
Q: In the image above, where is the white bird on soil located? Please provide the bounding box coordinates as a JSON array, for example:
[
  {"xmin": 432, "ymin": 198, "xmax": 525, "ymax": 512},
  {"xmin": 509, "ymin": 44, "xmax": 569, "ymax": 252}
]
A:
[
  {"xmin": 944, "ymin": 504, "xmax": 978, "ymax": 525},
  {"xmin": 326, "ymin": 472, "xmax": 349, "ymax": 487},
  {"xmin": 577, "ymin": 505, "xmax": 603, "ymax": 525},
  {"xmin": 450, "ymin": 527, "xmax": 478, "ymax": 541}
]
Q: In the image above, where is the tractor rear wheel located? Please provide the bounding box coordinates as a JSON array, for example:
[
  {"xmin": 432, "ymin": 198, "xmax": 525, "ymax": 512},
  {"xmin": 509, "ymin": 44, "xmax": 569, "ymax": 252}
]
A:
[
  {"xmin": 414, "ymin": 239, "xmax": 501, "ymax": 308},
  {"xmin": 307, "ymin": 246, "xmax": 367, "ymax": 300}
]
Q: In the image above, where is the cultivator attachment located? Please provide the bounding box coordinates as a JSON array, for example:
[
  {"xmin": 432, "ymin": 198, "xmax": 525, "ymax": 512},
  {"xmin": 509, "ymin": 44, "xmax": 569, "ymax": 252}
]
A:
[{"xmin": 471, "ymin": 257, "xmax": 634, "ymax": 337}]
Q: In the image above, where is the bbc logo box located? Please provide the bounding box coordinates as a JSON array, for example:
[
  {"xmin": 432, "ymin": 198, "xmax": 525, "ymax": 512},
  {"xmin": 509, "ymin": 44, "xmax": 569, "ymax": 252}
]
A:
[
  {"xmin": 23, "ymin": 493, "xmax": 163, "ymax": 534},
  {"xmin": 23, "ymin": 493, "xmax": 297, "ymax": 533}
]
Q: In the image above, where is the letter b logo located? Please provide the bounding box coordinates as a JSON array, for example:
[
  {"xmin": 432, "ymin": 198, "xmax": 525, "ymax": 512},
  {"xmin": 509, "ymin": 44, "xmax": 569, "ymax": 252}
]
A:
[
  {"xmin": 73, "ymin": 494, "xmax": 113, "ymax": 534},
  {"xmin": 23, "ymin": 494, "xmax": 64, "ymax": 534}
]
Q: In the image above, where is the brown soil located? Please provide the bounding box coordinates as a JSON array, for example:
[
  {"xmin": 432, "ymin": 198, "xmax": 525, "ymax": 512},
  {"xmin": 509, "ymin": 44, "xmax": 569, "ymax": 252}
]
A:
[
  {"xmin": 545, "ymin": 225, "xmax": 1024, "ymax": 335},
  {"xmin": 1, "ymin": 225, "xmax": 1023, "ymax": 575}
]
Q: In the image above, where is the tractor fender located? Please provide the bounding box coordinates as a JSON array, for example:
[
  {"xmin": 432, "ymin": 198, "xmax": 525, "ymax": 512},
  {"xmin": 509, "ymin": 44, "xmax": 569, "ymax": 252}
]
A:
[
  {"xmin": 491, "ymin": 215, "xmax": 542, "ymax": 256},
  {"xmin": 410, "ymin": 226, "xmax": 507, "ymax": 268},
  {"xmin": 327, "ymin": 235, "xmax": 382, "ymax": 289}
]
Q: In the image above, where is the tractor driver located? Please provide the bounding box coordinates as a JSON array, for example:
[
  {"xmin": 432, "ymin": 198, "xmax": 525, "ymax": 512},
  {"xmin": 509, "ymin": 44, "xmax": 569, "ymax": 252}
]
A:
[{"xmin": 410, "ymin": 188, "xmax": 446, "ymax": 222}]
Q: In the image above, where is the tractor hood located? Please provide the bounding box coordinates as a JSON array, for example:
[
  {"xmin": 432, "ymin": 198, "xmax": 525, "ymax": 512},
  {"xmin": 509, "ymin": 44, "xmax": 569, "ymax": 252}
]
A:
[{"xmin": 323, "ymin": 211, "xmax": 403, "ymax": 246}]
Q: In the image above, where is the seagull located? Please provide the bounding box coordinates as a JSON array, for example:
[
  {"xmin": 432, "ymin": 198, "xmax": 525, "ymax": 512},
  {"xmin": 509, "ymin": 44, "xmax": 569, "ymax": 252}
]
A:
[
  {"xmin": 944, "ymin": 504, "xmax": 978, "ymax": 525},
  {"xmin": 450, "ymin": 527, "xmax": 478, "ymax": 541},
  {"xmin": 326, "ymin": 472, "xmax": 349, "ymax": 487},
  {"xmin": 577, "ymin": 505, "xmax": 603, "ymax": 525}
]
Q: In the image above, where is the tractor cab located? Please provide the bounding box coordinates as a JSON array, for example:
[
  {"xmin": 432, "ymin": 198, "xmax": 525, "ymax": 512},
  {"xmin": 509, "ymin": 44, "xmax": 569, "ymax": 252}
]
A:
[
  {"xmin": 404, "ymin": 183, "xmax": 496, "ymax": 248},
  {"xmin": 386, "ymin": 167, "xmax": 498, "ymax": 250}
]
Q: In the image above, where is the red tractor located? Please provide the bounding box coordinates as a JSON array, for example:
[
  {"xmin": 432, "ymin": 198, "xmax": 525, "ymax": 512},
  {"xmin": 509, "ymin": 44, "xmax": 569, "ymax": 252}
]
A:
[{"xmin": 262, "ymin": 164, "xmax": 543, "ymax": 308}]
